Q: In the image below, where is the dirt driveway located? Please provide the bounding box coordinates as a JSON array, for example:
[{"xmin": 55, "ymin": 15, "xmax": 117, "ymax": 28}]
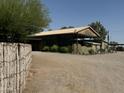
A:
[{"xmin": 23, "ymin": 52, "xmax": 124, "ymax": 93}]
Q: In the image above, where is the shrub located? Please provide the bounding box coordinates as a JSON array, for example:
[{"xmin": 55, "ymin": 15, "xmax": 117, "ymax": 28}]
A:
[
  {"xmin": 81, "ymin": 46, "xmax": 90, "ymax": 55},
  {"xmin": 89, "ymin": 49, "xmax": 95, "ymax": 55},
  {"xmin": 50, "ymin": 45, "xmax": 59, "ymax": 52},
  {"xmin": 67, "ymin": 46, "xmax": 72, "ymax": 53},
  {"xmin": 42, "ymin": 46, "xmax": 50, "ymax": 51},
  {"xmin": 108, "ymin": 48, "xmax": 113, "ymax": 53},
  {"xmin": 59, "ymin": 47, "xmax": 69, "ymax": 53},
  {"xmin": 116, "ymin": 47, "xmax": 124, "ymax": 51},
  {"xmin": 99, "ymin": 49, "xmax": 105, "ymax": 53}
]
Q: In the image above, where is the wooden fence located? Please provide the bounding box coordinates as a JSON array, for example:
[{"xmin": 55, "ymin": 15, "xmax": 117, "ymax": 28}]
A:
[{"xmin": 0, "ymin": 43, "xmax": 32, "ymax": 93}]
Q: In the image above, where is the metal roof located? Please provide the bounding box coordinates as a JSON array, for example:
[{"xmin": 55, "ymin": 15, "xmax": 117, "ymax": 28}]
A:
[{"xmin": 30, "ymin": 26, "xmax": 100, "ymax": 37}]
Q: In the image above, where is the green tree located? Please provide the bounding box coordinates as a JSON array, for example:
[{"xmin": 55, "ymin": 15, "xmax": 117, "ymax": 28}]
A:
[
  {"xmin": 89, "ymin": 21, "xmax": 107, "ymax": 40},
  {"xmin": 0, "ymin": 0, "xmax": 51, "ymax": 42},
  {"xmin": 109, "ymin": 41, "xmax": 118, "ymax": 45},
  {"xmin": 60, "ymin": 26, "xmax": 74, "ymax": 29}
]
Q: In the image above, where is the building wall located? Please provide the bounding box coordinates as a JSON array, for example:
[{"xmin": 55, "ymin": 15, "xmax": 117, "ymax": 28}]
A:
[{"xmin": 0, "ymin": 43, "xmax": 32, "ymax": 93}]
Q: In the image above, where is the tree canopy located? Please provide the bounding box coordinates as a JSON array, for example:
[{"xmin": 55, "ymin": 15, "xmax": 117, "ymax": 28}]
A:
[
  {"xmin": 109, "ymin": 41, "xmax": 118, "ymax": 45},
  {"xmin": 89, "ymin": 21, "xmax": 108, "ymax": 40},
  {"xmin": 60, "ymin": 26, "xmax": 74, "ymax": 29},
  {"xmin": 0, "ymin": 0, "xmax": 51, "ymax": 42}
]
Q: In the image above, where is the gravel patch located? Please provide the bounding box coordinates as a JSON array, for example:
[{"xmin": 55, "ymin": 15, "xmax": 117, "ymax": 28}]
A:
[{"xmin": 23, "ymin": 52, "xmax": 124, "ymax": 93}]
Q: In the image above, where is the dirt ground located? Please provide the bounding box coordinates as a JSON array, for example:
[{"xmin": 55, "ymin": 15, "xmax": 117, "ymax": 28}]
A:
[{"xmin": 23, "ymin": 52, "xmax": 124, "ymax": 93}]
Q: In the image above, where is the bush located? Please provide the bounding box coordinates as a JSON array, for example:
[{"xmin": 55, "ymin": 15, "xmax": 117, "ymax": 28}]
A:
[
  {"xmin": 116, "ymin": 47, "xmax": 124, "ymax": 51},
  {"xmin": 50, "ymin": 45, "xmax": 59, "ymax": 52},
  {"xmin": 100, "ymin": 49, "xmax": 105, "ymax": 53},
  {"xmin": 42, "ymin": 46, "xmax": 50, "ymax": 51},
  {"xmin": 67, "ymin": 46, "xmax": 72, "ymax": 53},
  {"xmin": 89, "ymin": 49, "xmax": 95, "ymax": 55},
  {"xmin": 59, "ymin": 47, "xmax": 69, "ymax": 53},
  {"xmin": 108, "ymin": 48, "xmax": 113, "ymax": 53}
]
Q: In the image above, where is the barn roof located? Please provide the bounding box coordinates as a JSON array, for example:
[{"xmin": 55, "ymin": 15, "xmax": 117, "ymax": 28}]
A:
[{"xmin": 30, "ymin": 26, "xmax": 100, "ymax": 37}]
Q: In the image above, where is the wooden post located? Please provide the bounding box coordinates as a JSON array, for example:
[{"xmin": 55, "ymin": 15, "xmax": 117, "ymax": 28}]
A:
[
  {"xmin": 0, "ymin": 43, "xmax": 32, "ymax": 93},
  {"xmin": 76, "ymin": 32, "xmax": 79, "ymax": 54}
]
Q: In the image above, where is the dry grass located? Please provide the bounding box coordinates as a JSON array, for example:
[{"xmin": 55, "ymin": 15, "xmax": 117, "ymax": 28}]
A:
[{"xmin": 23, "ymin": 52, "xmax": 124, "ymax": 93}]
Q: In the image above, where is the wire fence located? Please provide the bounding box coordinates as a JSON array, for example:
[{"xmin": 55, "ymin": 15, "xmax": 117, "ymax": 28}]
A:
[{"xmin": 0, "ymin": 43, "xmax": 32, "ymax": 93}]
